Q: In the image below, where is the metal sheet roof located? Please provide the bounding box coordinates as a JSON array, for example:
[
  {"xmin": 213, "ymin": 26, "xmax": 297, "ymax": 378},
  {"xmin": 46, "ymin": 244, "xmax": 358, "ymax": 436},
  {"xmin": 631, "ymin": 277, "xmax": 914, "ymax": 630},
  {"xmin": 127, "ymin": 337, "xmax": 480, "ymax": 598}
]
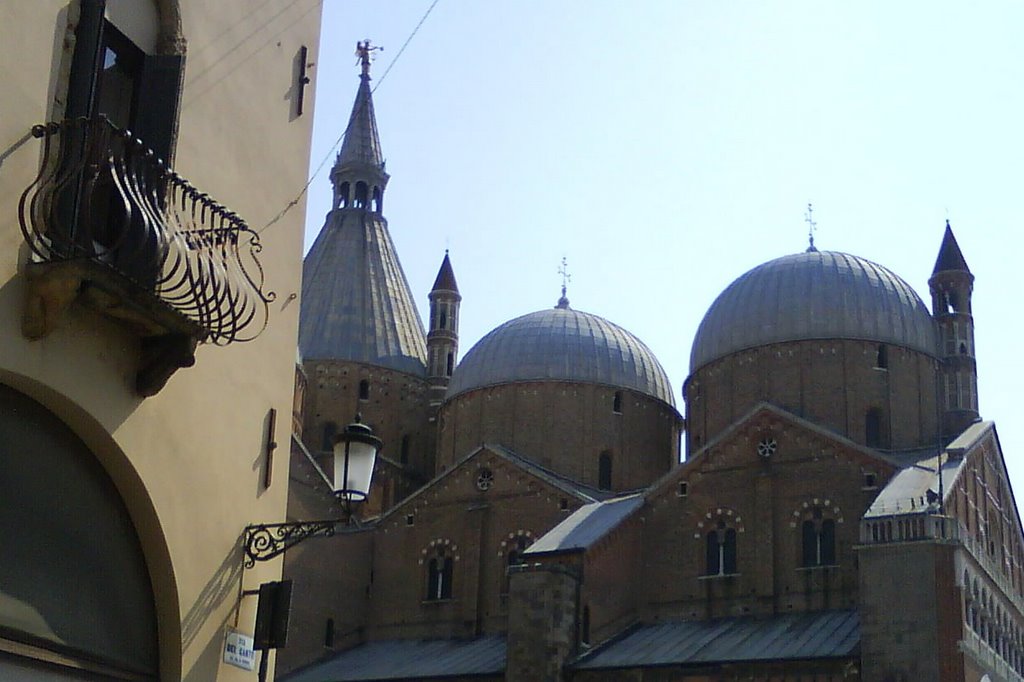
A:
[
  {"xmin": 690, "ymin": 251, "xmax": 938, "ymax": 372},
  {"xmin": 282, "ymin": 636, "xmax": 506, "ymax": 681},
  {"xmin": 526, "ymin": 495, "xmax": 644, "ymax": 555},
  {"xmin": 572, "ymin": 610, "xmax": 859, "ymax": 670},
  {"xmin": 446, "ymin": 306, "xmax": 675, "ymax": 406}
]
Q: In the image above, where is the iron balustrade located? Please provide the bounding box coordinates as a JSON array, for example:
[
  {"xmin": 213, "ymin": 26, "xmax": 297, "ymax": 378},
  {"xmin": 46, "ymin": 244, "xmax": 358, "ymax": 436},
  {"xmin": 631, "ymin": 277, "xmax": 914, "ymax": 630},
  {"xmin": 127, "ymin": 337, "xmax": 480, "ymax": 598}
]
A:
[{"xmin": 18, "ymin": 116, "xmax": 275, "ymax": 345}]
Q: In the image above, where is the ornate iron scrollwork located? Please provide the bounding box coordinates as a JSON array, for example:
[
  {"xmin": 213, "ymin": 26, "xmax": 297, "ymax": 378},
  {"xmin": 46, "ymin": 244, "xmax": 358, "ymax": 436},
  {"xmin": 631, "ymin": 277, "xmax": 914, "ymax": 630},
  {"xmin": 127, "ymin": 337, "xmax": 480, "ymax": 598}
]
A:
[{"xmin": 243, "ymin": 521, "xmax": 341, "ymax": 568}]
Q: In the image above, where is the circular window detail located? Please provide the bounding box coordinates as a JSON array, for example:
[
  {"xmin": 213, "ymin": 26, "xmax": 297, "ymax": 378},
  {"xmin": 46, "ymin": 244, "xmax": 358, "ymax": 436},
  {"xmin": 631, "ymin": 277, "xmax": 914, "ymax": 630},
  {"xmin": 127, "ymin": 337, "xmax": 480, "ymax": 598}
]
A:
[
  {"xmin": 476, "ymin": 468, "xmax": 494, "ymax": 492},
  {"xmin": 757, "ymin": 437, "xmax": 777, "ymax": 458}
]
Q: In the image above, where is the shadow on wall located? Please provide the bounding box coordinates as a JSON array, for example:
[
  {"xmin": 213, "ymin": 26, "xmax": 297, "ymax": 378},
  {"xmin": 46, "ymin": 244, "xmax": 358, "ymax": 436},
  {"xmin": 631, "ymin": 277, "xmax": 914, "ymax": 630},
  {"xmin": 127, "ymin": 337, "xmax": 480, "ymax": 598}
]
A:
[{"xmin": 181, "ymin": 535, "xmax": 244, "ymax": 654}]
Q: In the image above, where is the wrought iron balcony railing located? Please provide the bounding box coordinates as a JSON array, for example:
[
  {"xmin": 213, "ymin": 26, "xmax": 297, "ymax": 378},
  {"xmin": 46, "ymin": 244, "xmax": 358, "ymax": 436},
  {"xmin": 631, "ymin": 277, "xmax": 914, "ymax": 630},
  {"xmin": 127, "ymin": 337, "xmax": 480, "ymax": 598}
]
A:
[{"xmin": 18, "ymin": 117, "xmax": 276, "ymax": 394}]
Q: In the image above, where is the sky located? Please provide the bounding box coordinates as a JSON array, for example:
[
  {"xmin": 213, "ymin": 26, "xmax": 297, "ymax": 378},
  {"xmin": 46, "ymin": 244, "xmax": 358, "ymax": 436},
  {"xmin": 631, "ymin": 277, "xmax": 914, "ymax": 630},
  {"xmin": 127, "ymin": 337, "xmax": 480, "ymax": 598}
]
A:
[{"xmin": 301, "ymin": 2, "xmax": 1023, "ymax": 493}]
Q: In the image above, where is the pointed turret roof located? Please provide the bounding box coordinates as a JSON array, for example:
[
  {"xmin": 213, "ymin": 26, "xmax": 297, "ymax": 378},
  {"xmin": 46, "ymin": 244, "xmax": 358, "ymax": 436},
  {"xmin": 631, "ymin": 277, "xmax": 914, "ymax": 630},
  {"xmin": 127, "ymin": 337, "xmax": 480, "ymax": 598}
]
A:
[
  {"xmin": 335, "ymin": 74, "xmax": 384, "ymax": 174},
  {"xmin": 932, "ymin": 220, "xmax": 971, "ymax": 274},
  {"xmin": 298, "ymin": 49, "xmax": 427, "ymax": 376},
  {"xmin": 431, "ymin": 251, "xmax": 459, "ymax": 293}
]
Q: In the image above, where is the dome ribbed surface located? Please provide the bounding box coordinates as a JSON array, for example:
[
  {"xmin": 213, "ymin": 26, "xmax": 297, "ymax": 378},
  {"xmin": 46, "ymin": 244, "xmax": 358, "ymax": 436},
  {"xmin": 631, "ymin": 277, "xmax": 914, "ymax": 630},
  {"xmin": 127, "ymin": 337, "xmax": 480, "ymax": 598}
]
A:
[
  {"xmin": 690, "ymin": 250, "xmax": 938, "ymax": 372},
  {"xmin": 447, "ymin": 307, "xmax": 674, "ymax": 406}
]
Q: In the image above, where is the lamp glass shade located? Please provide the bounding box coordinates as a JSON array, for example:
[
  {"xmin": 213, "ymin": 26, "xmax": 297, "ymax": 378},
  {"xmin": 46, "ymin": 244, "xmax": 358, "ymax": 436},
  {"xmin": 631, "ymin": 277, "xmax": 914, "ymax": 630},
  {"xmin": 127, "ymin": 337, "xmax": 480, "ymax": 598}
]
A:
[{"xmin": 333, "ymin": 438, "xmax": 378, "ymax": 500}]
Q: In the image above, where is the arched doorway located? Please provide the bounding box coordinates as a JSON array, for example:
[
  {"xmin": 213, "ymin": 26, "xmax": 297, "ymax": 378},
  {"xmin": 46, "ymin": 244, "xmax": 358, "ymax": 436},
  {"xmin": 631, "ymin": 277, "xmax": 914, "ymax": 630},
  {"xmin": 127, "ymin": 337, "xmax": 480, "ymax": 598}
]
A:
[{"xmin": 0, "ymin": 384, "xmax": 159, "ymax": 679}]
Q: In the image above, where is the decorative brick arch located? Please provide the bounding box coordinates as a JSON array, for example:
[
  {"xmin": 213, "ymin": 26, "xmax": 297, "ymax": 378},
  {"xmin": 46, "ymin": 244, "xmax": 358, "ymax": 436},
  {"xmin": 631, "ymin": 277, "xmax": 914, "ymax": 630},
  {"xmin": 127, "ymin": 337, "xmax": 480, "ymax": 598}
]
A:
[
  {"xmin": 788, "ymin": 497, "xmax": 844, "ymax": 528},
  {"xmin": 694, "ymin": 506, "xmax": 744, "ymax": 539}
]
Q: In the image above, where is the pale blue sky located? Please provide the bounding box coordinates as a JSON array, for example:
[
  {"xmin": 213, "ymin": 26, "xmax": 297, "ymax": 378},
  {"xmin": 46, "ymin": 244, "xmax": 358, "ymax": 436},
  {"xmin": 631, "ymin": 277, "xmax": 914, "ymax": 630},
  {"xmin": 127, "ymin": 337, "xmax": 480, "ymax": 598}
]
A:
[{"xmin": 303, "ymin": 2, "xmax": 1023, "ymax": 492}]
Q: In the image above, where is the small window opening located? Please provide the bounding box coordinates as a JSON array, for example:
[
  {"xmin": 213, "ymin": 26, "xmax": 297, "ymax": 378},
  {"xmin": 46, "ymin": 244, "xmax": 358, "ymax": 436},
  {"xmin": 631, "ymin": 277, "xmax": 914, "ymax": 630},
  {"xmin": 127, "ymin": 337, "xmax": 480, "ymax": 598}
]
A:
[
  {"xmin": 372, "ymin": 186, "xmax": 382, "ymax": 212},
  {"xmin": 426, "ymin": 549, "xmax": 453, "ymax": 601},
  {"xmin": 400, "ymin": 435, "xmax": 410, "ymax": 465},
  {"xmin": 598, "ymin": 451, "xmax": 613, "ymax": 491},
  {"xmin": 863, "ymin": 472, "xmax": 877, "ymax": 489},
  {"xmin": 439, "ymin": 310, "xmax": 447, "ymax": 330},
  {"xmin": 406, "ymin": 514, "xmax": 415, "ymax": 526},
  {"xmin": 354, "ymin": 181, "xmax": 368, "ymax": 208},
  {"xmin": 960, "ymin": 342, "xmax": 968, "ymax": 355},
  {"xmin": 612, "ymin": 391, "xmax": 622, "ymax": 414},
  {"xmin": 446, "ymin": 352, "xmax": 454, "ymax": 377},
  {"xmin": 678, "ymin": 481, "xmax": 688, "ymax": 497},
  {"xmin": 324, "ymin": 618, "xmax": 335, "ymax": 647},
  {"xmin": 339, "ymin": 182, "xmax": 350, "ymax": 208},
  {"xmin": 358, "ymin": 379, "xmax": 370, "ymax": 401},
  {"xmin": 949, "ymin": 291, "xmax": 960, "ymax": 313},
  {"xmin": 876, "ymin": 344, "xmax": 888, "ymax": 369},
  {"xmin": 581, "ymin": 606, "xmax": 591, "ymax": 646},
  {"xmin": 559, "ymin": 498, "xmax": 569, "ymax": 511}
]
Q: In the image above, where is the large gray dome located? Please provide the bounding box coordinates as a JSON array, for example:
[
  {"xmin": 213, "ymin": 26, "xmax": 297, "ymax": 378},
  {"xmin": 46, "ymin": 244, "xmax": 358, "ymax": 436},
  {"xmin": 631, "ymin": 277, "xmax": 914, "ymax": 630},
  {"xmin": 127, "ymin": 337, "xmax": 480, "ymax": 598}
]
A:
[
  {"xmin": 448, "ymin": 306, "xmax": 675, "ymax": 406},
  {"xmin": 690, "ymin": 250, "xmax": 938, "ymax": 372}
]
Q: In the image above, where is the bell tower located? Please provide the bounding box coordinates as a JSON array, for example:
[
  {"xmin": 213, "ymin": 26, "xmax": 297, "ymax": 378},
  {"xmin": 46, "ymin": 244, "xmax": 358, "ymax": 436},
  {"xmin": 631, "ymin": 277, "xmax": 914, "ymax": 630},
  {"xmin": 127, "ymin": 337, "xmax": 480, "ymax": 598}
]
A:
[
  {"xmin": 427, "ymin": 251, "xmax": 460, "ymax": 404},
  {"xmin": 928, "ymin": 220, "xmax": 979, "ymax": 439}
]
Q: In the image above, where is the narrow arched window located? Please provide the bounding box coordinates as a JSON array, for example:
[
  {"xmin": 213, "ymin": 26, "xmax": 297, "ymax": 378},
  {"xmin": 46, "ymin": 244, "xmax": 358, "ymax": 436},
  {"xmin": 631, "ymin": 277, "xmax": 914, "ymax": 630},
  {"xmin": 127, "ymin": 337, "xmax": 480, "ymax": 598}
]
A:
[
  {"xmin": 324, "ymin": 618, "xmax": 335, "ymax": 647},
  {"xmin": 354, "ymin": 181, "xmax": 368, "ymax": 208},
  {"xmin": 400, "ymin": 434, "xmax": 410, "ymax": 465},
  {"xmin": 581, "ymin": 606, "xmax": 591, "ymax": 646},
  {"xmin": 706, "ymin": 522, "xmax": 737, "ymax": 576},
  {"xmin": 612, "ymin": 391, "xmax": 622, "ymax": 414},
  {"xmin": 598, "ymin": 451, "xmax": 612, "ymax": 490},
  {"xmin": 426, "ymin": 548, "xmax": 453, "ymax": 601},
  {"xmin": 865, "ymin": 408, "xmax": 883, "ymax": 448},
  {"xmin": 321, "ymin": 421, "xmax": 338, "ymax": 452},
  {"xmin": 358, "ymin": 379, "xmax": 369, "ymax": 401},
  {"xmin": 440, "ymin": 309, "xmax": 448, "ymax": 329},
  {"xmin": 801, "ymin": 509, "xmax": 837, "ymax": 567},
  {"xmin": 446, "ymin": 352, "xmax": 454, "ymax": 377},
  {"xmin": 372, "ymin": 186, "xmax": 382, "ymax": 212},
  {"xmin": 876, "ymin": 344, "xmax": 888, "ymax": 369},
  {"xmin": 339, "ymin": 182, "xmax": 350, "ymax": 208}
]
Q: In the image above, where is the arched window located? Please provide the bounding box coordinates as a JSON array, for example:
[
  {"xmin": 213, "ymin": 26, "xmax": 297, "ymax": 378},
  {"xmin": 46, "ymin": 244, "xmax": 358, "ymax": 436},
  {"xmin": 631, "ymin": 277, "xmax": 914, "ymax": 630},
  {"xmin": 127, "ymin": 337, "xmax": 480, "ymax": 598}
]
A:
[
  {"xmin": 865, "ymin": 408, "xmax": 883, "ymax": 448},
  {"xmin": 321, "ymin": 421, "xmax": 338, "ymax": 452},
  {"xmin": 439, "ymin": 309, "xmax": 447, "ymax": 329},
  {"xmin": 426, "ymin": 548, "xmax": 453, "ymax": 601},
  {"xmin": 876, "ymin": 344, "xmax": 888, "ymax": 369},
  {"xmin": 354, "ymin": 181, "xmax": 368, "ymax": 208},
  {"xmin": 358, "ymin": 379, "xmax": 370, "ymax": 401},
  {"xmin": 339, "ymin": 181, "xmax": 350, "ymax": 208},
  {"xmin": 400, "ymin": 435, "xmax": 410, "ymax": 465},
  {"xmin": 581, "ymin": 606, "xmax": 591, "ymax": 646},
  {"xmin": 598, "ymin": 451, "xmax": 612, "ymax": 490},
  {"xmin": 706, "ymin": 522, "xmax": 737, "ymax": 576},
  {"xmin": 801, "ymin": 508, "xmax": 837, "ymax": 567},
  {"xmin": 324, "ymin": 617, "xmax": 335, "ymax": 647},
  {"xmin": 446, "ymin": 352, "xmax": 454, "ymax": 377},
  {"xmin": 612, "ymin": 391, "xmax": 622, "ymax": 414},
  {"xmin": 372, "ymin": 186, "xmax": 383, "ymax": 212}
]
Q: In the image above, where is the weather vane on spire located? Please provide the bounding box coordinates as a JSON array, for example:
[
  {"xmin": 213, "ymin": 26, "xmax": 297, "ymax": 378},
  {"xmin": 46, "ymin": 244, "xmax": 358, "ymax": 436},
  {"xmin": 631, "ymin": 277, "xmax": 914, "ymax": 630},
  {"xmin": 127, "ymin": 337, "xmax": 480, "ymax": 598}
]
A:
[
  {"xmin": 556, "ymin": 256, "xmax": 571, "ymax": 309},
  {"xmin": 355, "ymin": 39, "xmax": 382, "ymax": 78},
  {"xmin": 804, "ymin": 202, "xmax": 818, "ymax": 253}
]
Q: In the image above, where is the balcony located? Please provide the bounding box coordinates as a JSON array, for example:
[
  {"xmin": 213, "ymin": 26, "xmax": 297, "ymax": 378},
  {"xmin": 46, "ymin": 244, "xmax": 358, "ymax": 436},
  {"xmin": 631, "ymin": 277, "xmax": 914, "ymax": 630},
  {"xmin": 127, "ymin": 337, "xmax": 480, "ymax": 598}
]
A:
[{"xmin": 18, "ymin": 117, "xmax": 275, "ymax": 395}]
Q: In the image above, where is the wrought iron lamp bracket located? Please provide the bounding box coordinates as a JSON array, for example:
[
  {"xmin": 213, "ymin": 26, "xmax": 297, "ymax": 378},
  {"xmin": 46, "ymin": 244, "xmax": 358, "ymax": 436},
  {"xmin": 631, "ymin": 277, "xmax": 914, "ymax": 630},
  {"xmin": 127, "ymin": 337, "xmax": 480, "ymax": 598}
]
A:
[{"xmin": 243, "ymin": 520, "xmax": 342, "ymax": 568}]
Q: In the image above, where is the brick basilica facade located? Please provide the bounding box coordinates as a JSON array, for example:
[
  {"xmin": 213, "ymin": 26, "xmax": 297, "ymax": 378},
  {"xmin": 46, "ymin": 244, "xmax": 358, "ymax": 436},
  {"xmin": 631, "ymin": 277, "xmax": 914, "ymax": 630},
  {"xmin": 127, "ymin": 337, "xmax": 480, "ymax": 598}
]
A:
[{"xmin": 278, "ymin": 63, "xmax": 1023, "ymax": 682}]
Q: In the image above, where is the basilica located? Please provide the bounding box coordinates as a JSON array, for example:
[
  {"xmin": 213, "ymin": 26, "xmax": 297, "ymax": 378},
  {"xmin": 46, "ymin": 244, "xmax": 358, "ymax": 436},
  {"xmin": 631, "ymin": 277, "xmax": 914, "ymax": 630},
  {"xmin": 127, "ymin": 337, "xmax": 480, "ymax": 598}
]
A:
[{"xmin": 278, "ymin": 56, "xmax": 1022, "ymax": 682}]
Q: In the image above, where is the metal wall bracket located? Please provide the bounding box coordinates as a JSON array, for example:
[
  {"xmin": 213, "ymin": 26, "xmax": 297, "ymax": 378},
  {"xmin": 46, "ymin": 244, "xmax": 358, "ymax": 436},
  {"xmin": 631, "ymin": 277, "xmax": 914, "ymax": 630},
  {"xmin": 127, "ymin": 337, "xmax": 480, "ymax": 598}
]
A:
[{"xmin": 243, "ymin": 520, "xmax": 341, "ymax": 567}]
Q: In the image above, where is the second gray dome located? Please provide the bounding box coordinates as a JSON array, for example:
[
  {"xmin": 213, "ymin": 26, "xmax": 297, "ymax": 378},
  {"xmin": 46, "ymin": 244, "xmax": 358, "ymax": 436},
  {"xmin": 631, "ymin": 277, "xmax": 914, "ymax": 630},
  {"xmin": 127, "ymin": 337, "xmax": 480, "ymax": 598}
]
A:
[
  {"xmin": 690, "ymin": 250, "xmax": 939, "ymax": 372},
  {"xmin": 447, "ymin": 307, "xmax": 675, "ymax": 406}
]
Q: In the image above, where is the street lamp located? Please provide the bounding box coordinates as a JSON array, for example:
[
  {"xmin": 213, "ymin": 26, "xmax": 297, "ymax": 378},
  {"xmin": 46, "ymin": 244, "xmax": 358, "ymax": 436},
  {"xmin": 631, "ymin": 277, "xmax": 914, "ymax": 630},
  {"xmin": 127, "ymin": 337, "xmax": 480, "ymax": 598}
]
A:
[{"xmin": 243, "ymin": 414, "xmax": 382, "ymax": 567}]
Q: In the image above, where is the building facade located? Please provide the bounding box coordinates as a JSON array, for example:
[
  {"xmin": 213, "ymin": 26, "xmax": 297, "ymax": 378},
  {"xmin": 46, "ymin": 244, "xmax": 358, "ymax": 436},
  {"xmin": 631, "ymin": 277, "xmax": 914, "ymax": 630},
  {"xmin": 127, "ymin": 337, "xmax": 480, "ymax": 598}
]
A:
[
  {"xmin": 279, "ymin": 56, "xmax": 1020, "ymax": 682},
  {"xmin": 0, "ymin": 1, "xmax": 320, "ymax": 679}
]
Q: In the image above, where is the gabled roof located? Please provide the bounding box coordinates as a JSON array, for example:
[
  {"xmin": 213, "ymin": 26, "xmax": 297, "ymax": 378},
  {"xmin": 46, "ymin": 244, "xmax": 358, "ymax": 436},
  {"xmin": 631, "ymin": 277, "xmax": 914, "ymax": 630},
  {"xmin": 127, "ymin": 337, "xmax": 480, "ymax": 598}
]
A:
[
  {"xmin": 525, "ymin": 494, "xmax": 644, "ymax": 555},
  {"xmin": 932, "ymin": 221, "xmax": 971, "ymax": 274},
  {"xmin": 281, "ymin": 635, "xmax": 505, "ymax": 681},
  {"xmin": 571, "ymin": 610, "xmax": 859, "ymax": 670}
]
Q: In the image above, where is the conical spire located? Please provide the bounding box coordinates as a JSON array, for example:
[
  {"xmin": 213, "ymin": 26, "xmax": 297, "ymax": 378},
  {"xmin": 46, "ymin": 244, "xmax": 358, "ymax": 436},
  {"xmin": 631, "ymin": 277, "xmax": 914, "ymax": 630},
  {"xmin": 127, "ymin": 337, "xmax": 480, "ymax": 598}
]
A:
[
  {"xmin": 431, "ymin": 250, "xmax": 459, "ymax": 292},
  {"xmin": 932, "ymin": 220, "xmax": 970, "ymax": 274},
  {"xmin": 299, "ymin": 44, "xmax": 426, "ymax": 375}
]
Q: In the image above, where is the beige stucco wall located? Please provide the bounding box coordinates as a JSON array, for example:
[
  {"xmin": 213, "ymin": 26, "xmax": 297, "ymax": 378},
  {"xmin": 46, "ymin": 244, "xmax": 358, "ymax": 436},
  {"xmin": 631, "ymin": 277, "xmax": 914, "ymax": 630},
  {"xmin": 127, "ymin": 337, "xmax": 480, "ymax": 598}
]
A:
[{"xmin": 0, "ymin": 1, "xmax": 321, "ymax": 679}]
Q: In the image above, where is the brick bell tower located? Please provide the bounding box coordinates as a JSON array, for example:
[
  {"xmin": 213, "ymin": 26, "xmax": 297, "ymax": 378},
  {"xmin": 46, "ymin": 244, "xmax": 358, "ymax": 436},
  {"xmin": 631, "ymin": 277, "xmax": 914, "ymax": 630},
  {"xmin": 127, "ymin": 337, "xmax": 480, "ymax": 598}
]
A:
[
  {"xmin": 427, "ymin": 250, "xmax": 460, "ymax": 406},
  {"xmin": 928, "ymin": 220, "xmax": 979, "ymax": 440}
]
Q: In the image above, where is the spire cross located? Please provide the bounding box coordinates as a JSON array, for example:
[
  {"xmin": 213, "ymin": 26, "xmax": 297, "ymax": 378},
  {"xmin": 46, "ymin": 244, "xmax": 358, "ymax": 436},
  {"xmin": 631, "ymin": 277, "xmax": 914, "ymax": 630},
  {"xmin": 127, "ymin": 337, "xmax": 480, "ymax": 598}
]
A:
[
  {"xmin": 804, "ymin": 203, "xmax": 818, "ymax": 252},
  {"xmin": 558, "ymin": 257, "xmax": 571, "ymax": 299},
  {"xmin": 356, "ymin": 40, "xmax": 382, "ymax": 77}
]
